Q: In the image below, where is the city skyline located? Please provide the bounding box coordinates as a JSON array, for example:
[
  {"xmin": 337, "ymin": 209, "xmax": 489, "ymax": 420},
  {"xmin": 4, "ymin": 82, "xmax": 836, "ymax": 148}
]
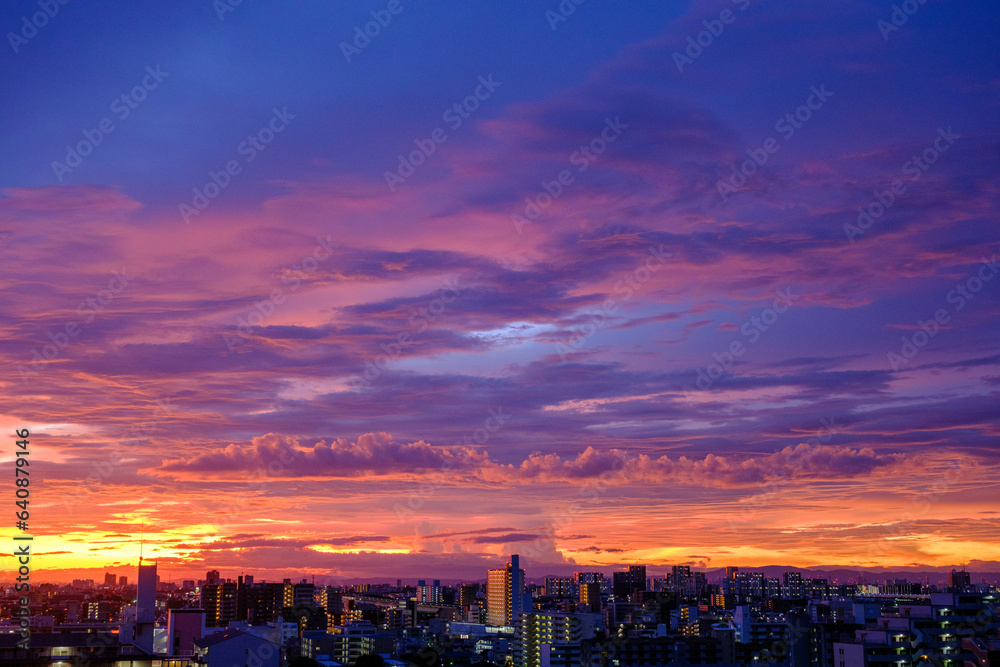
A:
[
  {"xmin": 1, "ymin": 0, "xmax": 999, "ymax": 585},
  {"xmin": 4, "ymin": 555, "xmax": 995, "ymax": 665},
  {"xmin": 10, "ymin": 560, "xmax": 996, "ymax": 590}
]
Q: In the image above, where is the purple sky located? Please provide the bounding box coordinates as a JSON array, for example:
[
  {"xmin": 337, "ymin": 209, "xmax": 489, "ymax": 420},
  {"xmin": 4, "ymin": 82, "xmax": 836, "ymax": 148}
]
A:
[{"xmin": 1, "ymin": 0, "xmax": 998, "ymax": 582}]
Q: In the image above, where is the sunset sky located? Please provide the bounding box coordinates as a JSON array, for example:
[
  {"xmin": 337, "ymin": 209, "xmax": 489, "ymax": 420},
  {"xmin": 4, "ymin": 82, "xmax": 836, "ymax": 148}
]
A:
[{"xmin": 1, "ymin": 0, "xmax": 999, "ymax": 584}]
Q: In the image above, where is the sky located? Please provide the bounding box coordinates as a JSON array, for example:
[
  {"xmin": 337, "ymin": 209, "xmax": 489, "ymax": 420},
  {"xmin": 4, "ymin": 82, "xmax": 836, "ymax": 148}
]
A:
[{"xmin": 1, "ymin": 0, "xmax": 999, "ymax": 585}]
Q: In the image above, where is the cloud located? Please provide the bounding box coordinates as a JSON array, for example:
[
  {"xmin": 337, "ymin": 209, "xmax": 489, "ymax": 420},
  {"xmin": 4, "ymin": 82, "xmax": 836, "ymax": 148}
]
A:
[
  {"xmin": 173, "ymin": 535, "xmax": 390, "ymax": 550},
  {"xmin": 159, "ymin": 432, "xmax": 486, "ymax": 477},
  {"xmin": 478, "ymin": 443, "xmax": 909, "ymax": 488},
  {"xmin": 472, "ymin": 533, "xmax": 545, "ymax": 544},
  {"xmin": 424, "ymin": 527, "xmax": 521, "ymax": 539},
  {"xmin": 0, "ymin": 185, "xmax": 141, "ymax": 217},
  {"xmin": 159, "ymin": 430, "xmax": 910, "ymax": 490},
  {"xmin": 570, "ymin": 546, "xmax": 627, "ymax": 553}
]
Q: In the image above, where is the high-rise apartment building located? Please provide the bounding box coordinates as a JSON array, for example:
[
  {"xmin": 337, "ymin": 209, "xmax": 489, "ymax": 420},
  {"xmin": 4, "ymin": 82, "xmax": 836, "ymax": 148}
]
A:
[
  {"xmin": 949, "ymin": 569, "xmax": 972, "ymax": 590},
  {"xmin": 579, "ymin": 583, "xmax": 602, "ymax": 610},
  {"xmin": 782, "ymin": 571, "xmax": 805, "ymax": 599},
  {"xmin": 612, "ymin": 565, "xmax": 647, "ymax": 600},
  {"xmin": 630, "ymin": 565, "xmax": 647, "ymax": 590},
  {"xmin": 201, "ymin": 581, "xmax": 239, "ymax": 627},
  {"xmin": 459, "ymin": 584, "xmax": 478, "ymax": 608},
  {"xmin": 514, "ymin": 611, "xmax": 600, "ymax": 667},
  {"xmin": 487, "ymin": 554, "xmax": 527, "ymax": 627},
  {"xmin": 545, "ymin": 577, "xmax": 576, "ymax": 598},
  {"xmin": 418, "ymin": 579, "xmax": 442, "ymax": 604}
]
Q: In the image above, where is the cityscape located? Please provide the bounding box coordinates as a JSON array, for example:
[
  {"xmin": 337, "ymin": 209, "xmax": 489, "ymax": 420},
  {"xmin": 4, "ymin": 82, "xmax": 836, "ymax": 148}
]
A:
[
  {"xmin": 0, "ymin": 557, "xmax": 998, "ymax": 666},
  {"xmin": 2, "ymin": 0, "xmax": 1000, "ymax": 666}
]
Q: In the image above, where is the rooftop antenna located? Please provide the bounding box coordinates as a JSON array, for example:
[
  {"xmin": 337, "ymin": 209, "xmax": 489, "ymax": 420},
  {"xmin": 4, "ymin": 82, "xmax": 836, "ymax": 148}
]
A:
[{"xmin": 139, "ymin": 521, "xmax": 145, "ymax": 567}]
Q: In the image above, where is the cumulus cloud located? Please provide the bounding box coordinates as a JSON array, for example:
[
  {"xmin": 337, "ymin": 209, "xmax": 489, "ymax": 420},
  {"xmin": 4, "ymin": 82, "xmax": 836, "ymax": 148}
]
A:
[
  {"xmin": 160, "ymin": 432, "xmax": 907, "ymax": 489},
  {"xmin": 159, "ymin": 432, "xmax": 486, "ymax": 476},
  {"xmin": 479, "ymin": 443, "xmax": 908, "ymax": 488}
]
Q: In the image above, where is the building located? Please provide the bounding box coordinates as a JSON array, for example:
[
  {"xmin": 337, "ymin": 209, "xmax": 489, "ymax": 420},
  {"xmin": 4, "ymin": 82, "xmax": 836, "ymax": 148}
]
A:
[
  {"xmin": 118, "ymin": 560, "xmax": 158, "ymax": 654},
  {"xmin": 288, "ymin": 578, "xmax": 316, "ymax": 608},
  {"xmin": 459, "ymin": 584, "xmax": 478, "ymax": 609},
  {"xmin": 949, "ymin": 569, "xmax": 972, "ymax": 591},
  {"xmin": 667, "ymin": 566, "xmax": 707, "ymax": 597},
  {"xmin": 329, "ymin": 620, "xmax": 395, "ymax": 665},
  {"xmin": 201, "ymin": 581, "xmax": 239, "ymax": 627},
  {"xmin": 487, "ymin": 567, "xmax": 508, "ymax": 627},
  {"xmin": 964, "ymin": 637, "xmax": 1000, "ymax": 667},
  {"xmin": 104, "ymin": 572, "xmax": 117, "ymax": 587},
  {"xmin": 583, "ymin": 635, "xmax": 677, "ymax": 667},
  {"xmin": 192, "ymin": 628, "xmax": 280, "ymax": 667},
  {"xmin": 579, "ymin": 583, "xmax": 602, "ymax": 611},
  {"xmin": 670, "ymin": 605, "xmax": 699, "ymax": 636},
  {"xmin": 166, "ymin": 608, "xmax": 206, "ymax": 657},
  {"xmin": 831, "ymin": 593, "xmax": 999, "ymax": 667},
  {"xmin": 727, "ymin": 570, "xmax": 766, "ymax": 601},
  {"xmin": 612, "ymin": 565, "xmax": 646, "ymax": 600},
  {"xmin": 244, "ymin": 581, "xmax": 287, "ymax": 625},
  {"xmin": 137, "ymin": 563, "xmax": 157, "ymax": 617},
  {"xmin": 514, "ymin": 611, "xmax": 600, "ymax": 667},
  {"xmin": 318, "ymin": 585, "xmax": 345, "ymax": 627},
  {"xmin": 418, "ymin": 579, "xmax": 442, "ymax": 604},
  {"xmin": 0, "ymin": 632, "xmax": 126, "ymax": 665},
  {"xmin": 545, "ymin": 577, "xmax": 576, "ymax": 598},
  {"xmin": 783, "ymin": 571, "xmax": 806, "ymax": 599},
  {"xmin": 487, "ymin": 554, "xmax": 527, "ymax": 627}
]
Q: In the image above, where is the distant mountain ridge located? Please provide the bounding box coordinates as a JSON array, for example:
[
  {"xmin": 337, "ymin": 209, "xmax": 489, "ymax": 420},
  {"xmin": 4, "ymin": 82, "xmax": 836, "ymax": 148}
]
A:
[
  {"xmin": 530, "ymin": 561, "xmax": 1000, "ymax": 586},
  {"xmin": 699, "ymin": 564, "xmax": 1000, "ymax": 584}
]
